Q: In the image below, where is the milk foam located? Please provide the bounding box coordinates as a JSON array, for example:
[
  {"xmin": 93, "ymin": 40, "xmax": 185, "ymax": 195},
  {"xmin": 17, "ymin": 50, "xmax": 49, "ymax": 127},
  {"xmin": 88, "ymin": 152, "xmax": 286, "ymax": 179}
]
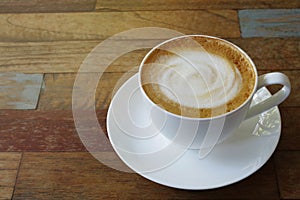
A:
[{"xmin": 152, "ymin": 50, "xmax": 242, "ymax": 109}]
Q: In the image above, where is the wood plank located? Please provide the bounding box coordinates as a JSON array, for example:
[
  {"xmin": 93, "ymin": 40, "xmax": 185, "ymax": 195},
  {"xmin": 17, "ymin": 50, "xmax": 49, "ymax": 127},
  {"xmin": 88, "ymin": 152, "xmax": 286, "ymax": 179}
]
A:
[
  {"xmin": 229, "ymin": 38, "xmax": 300, "ymax": 71},
  {"xmin": 0, "ymin": 187, "xmax": 14, "ymax": 200},
  {"xmin": 0, "ymin": 73, "xmax": 43, "ymax": 109},
  {"xmin": 38, "ymin": 72, "xmax": 137, "ymax": 110},
  {"xmin": 239, "ymin": 9, "xmax": 300, "ymax": 38},
  {"xmin": 0, "ymin": 11, "xmax": 239, "ymax": 42},
  {"xmin": 96, "ymin": 0, "xmax": 300, "ymax": 10},
  {"xmin": 0, "ymin": 38, "xmax": 298, "ymax": 74},
  {"xmin": 0, "ymin": 106, "xmax": 295, "ymax": 152},
  {"xmin": 38, "ymin": 73, "xmax": 84, "ymax": 110},
  {"xmin": 0, "ymin": 40, "xmax": 98, "ymax": 73},
  {"xmin": 274, "ymin": 151, "xmax": 300, "ymax": 199},
  {"xmin": 38, "ymin": 69, "xmax": 299, "ymax": 111},
  {"xmin": 0, "ymin": 153, "xmax": 22, "ymax": 200},
  {"xmin": 0, "ymin": 0, "xmax": 96, "ymax": 13},
  {"xmin": 0, "ymin": 110, "xmax": 99, "ymax": 152},
  {"xmin": 13, "ymin": 152, "xmax": 279, "ymax": 199},
  {"xmin": 278, "ymin": 107, "xmax": 300, "ymax": 151},
  {"xmin": 0, "ymin": 153, "xmax": 21, "ymax": 170},
  {"xmin": 0, "ymin": 41, "xmax": 151, "ymax": 73},
  {"xmin": 0, "ymin": 110, "xmax": 109, "ymax": 152},
  {"xmin": 0, "ymin": 170, "xmax": 18, "ymax": 187}
]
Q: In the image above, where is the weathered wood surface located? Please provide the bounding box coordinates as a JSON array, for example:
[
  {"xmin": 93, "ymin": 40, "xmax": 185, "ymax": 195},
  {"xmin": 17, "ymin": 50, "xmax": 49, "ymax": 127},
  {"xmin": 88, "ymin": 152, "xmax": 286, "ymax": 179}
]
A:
[
  {"xmin": 0, "ymin": 153, "xmax": 22, "ymax": 200},
  {"xmin": 0, "ymin": 11, "xmax": 239, "ymax": 42},
  {"xmin": 96, "ymin": 0, "xmax": 300, "ymax": 10},
  {"xmin": 36, "ymin": 70, "xmax": 299, "ymax": 111},
  {"xmin": 0, "ymin": 73, "xmax": 43, "ymax": 109},
  {"xmin": 0, "ymin": 1, "xmax": 299, "ymax": 199},
  {"xmin": 274, "ymin": 151, "xmax": 300, "ymax": 199},
  {"xmin": 0, "ymin": 0, "xmax": 96, "ymax": 13},
  {"xmin": 0, "ymin": 109, "xmax": 297, "ymax": 199},
  {"xmin": 38, "ymin": 72, "xmax": 136, "ymax": 110},
  {"xmin": 0, "ymin": 38, "xmax": 299, "ymax": 73},
  {"xmin": 239, "ymin": 9, "xmax": 300, "ymax": 37},
  {"xmin": 0, "ymin": 40, "xmax": 151, "ymax": 73},
  {"xmin": 13, "ymin": 152, "xmax": 279, "ymax": 199},
  {"xmin": 0, "ymin": 108, "xmax": 298, "ymax": 151}
]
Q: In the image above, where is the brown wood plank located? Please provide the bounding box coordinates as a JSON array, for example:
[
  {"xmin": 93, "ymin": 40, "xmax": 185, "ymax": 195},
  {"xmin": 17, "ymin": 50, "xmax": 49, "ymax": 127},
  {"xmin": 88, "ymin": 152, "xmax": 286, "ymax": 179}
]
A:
[
  {"xmin": 278, "ymin": 107, "xmax": 300, "ymax": 151},
  {"xmin": 229, "ymin": 38, "xmax": 300, "ymax": 71},
  {"xmin": 0, "ymin": 110, "xmax": 98, "ymax": 152},
  {"xmin": 0, "ymin": 107, "xmax": 296, "ymax": 151},
  {"xmin": 0, "ymin": 109, "xmax": 108, "ymax": 152},
  {"xmin": 96, "ymin": 0, "xmax": 300, "ymax": 11},
  {"xmin": 0, "ymin": 153, "xmax": 21, "ymax": 170},
  {"xmin": 0, "ymin": 41, "xmax": 151, "ymax": 73},
  {"xmin": 38, "ymin": 73, "xmax": 90, "ymax": 110},
  {"xmin": 38, "ymin": 69, "xmax": 299, "ymax": 111},
  {"xmin": 38, "ymin": 72, "xmax": 137, "ymax": 110},
  {"xmin": 13, "ymin": 152, "xmax": 279, "ymax": 199},
  {"xmin": 0, "ymin": 187, "xmax": 14, "ymax": 200},
  {"xmin": 0, "ymin": 73, "xmax": 43, "ymax": 109},
  {"xmin": 0, "ymin": 0, "xmax": 96, "ymax": 13},
  {"xmin": 0, "ymin": 170, "xmax": 18, "ymax": 187},
  {"xmin": 0, "ymin": 153, "xmax": 22, "ymax": 200},
  {"xmin": 0, "ymin": 11, "xmax": 239, "ymax": 42},
  {"xmin": 0, "ymin": 38, "xmax": 298, "ymax": 74},
  {"xmin": 0, "ymin": 104, "xmax": 295, "ymax": 153},
  {"xmin": 0, "ymin": 40, "xmax": 99, "ymax": 73},
  {"xmin": 274, "ymin": 151, "xmax": 300, "ymax": 199}
]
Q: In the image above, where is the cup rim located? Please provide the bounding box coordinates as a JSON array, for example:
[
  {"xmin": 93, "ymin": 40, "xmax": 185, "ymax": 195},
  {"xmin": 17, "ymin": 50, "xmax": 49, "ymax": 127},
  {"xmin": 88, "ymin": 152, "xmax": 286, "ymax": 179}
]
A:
[{"xmin": 138, "ymin": 34, "xmax": 258, "ymax": 120}]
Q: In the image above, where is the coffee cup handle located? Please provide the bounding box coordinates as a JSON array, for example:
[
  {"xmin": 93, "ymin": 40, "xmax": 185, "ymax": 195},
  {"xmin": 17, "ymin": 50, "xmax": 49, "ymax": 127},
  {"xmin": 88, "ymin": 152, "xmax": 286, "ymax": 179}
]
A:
[{"xmin": 245, "ymin": 72, "xmax": 291, "ymax": 120}]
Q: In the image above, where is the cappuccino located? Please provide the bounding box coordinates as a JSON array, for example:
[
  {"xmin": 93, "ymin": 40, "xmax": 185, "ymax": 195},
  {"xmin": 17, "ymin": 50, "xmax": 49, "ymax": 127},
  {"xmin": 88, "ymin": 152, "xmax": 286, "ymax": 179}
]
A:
[{"xmin": 141, "ymin": 36, "xmax": 255, "ymax": 118}]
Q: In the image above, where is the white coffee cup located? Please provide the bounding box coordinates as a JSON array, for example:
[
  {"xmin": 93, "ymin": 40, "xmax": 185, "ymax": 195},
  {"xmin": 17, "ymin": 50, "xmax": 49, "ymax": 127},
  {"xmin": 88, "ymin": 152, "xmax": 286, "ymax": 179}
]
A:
[{"xmin": 138, "ymin": 35, "xmax": 291, "ymax": 157}]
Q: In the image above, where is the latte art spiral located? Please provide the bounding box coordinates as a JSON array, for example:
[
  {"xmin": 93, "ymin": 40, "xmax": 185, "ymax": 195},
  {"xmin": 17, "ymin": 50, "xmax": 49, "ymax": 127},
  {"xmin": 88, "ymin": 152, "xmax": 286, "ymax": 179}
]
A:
[
  {"xmin": 141, "ymin": 36, "xmax": 255, "ymax": 118},
  {"xmin": 155, "ymin": 51, "xmax": 242, "ymax": 109}
]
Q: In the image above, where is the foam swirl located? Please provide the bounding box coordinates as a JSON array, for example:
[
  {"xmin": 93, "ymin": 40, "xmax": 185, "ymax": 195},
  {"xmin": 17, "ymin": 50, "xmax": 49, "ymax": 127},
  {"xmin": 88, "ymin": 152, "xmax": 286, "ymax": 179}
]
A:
[{"xmin": 153, "ymin": 51, "xmax": 242, "ymax": 109}]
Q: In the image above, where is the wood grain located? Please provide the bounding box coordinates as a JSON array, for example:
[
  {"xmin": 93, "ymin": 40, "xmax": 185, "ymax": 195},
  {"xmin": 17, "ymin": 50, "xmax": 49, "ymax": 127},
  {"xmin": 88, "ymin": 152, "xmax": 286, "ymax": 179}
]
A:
[
  {"xmin": 0, "ymin": 38, "xmax": 298, "ymax": 74},
  {"xmin": 0, "ymin": 109, "xmax": 294, "ymax": 199},
  {"xmin": 0, "ymin": 153, "xmax": 22, "ymax": 200},
  {"xmin": 38, "ymin": 73, "xmax": 84, "ymax": 110},
  {"xmin": 0, "ymin": 187, "xmax": 14, "ymax": 200},
  {"xmin": 0, "ymin": 0, "xmax": 297, "ymax": 198},
  {"xmin": 0, "ymin": 0, "xmax": 96, "ymax": 13},
  {"xmin": 96, "ymin": 0, "xmax": 300, "ymax": 11},
  {"xmin": 0, "ymin": 41, "xmax": 152, "ymax": 73},
  {"xmin": 0, "ymin": 10, "xmax": 239, "ymax": 42},
  {"xmin": 0, "ymin": 106, "xmax": 296, "ymax": 152},
  {"xmin": 229, "ymin": 38, "xmax": 300, "ymax": 71},
  {"xmin": 239, "ymin": 9, "xmax": 300, "ymax": 38},
  {"xmin": 0, "ymin": 41, "xmax": 99, "ymax": 73},
  {"xmin": 0, "ymin": 111, "xmax": 87, "ymax": 152},
  {"xmin": 278, "ymin": 107, "xmax": 300, "ymax": 151},
  {"xmin": 274, "ymin": 151, "xmax": 300, "ymax": 199},
  {"xmin": 38, "ymin": 72, "xmax": 137, "ymax": 110},
  {"xmin": 0, "ymin": 153, "xmax": 21, "ymax": 170},
  {"xmin": 37, "ymin": 69, "xmax": 299, "ymax": 111},
  {"xmin": 0, "ymin": 73, "xmax": 43, "ymax": 109},
  {"xmin": 13, "ymin": 152, "xmax": 279, "ymax": 199}
]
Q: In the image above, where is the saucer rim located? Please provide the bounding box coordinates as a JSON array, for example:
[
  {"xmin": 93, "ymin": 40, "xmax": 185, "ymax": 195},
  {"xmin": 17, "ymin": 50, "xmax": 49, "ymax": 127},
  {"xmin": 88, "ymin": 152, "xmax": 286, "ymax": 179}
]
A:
[{"xmin": 107, "ymin": 74, "xmax": 281, "ymax": 190}]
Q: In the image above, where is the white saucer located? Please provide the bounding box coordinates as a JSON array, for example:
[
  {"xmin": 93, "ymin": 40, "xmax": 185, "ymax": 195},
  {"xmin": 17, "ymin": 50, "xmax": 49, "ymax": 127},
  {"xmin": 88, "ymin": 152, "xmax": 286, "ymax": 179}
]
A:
[{"xmin": 107, "ymin": 74, "xmax": 281, "ymax": 190}]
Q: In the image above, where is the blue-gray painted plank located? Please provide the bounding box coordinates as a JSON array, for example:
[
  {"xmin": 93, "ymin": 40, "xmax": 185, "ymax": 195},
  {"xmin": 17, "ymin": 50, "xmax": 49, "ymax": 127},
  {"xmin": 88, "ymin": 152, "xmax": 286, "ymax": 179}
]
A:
[
  {"xmin": 0, "ymin": 73, "xmax": 43, "ymax": 109},
  {"xmin": 239, "ymin": 9, "xmax": 300, "ymax": 38}
]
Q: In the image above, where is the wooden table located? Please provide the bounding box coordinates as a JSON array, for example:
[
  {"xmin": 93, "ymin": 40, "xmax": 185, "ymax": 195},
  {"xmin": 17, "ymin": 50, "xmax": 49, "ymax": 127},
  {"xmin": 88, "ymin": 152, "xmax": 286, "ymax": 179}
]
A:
[{"xmin": 0, "ymin": 1, "xmax": 299, "ymax": 199}]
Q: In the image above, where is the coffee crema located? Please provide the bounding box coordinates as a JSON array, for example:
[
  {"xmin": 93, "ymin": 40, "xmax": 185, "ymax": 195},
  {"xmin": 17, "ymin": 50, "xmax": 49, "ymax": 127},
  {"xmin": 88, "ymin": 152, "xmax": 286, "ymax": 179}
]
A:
[{"xmin": 141, "ymin": 36, "xmax": 256, "ymax": 118}]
